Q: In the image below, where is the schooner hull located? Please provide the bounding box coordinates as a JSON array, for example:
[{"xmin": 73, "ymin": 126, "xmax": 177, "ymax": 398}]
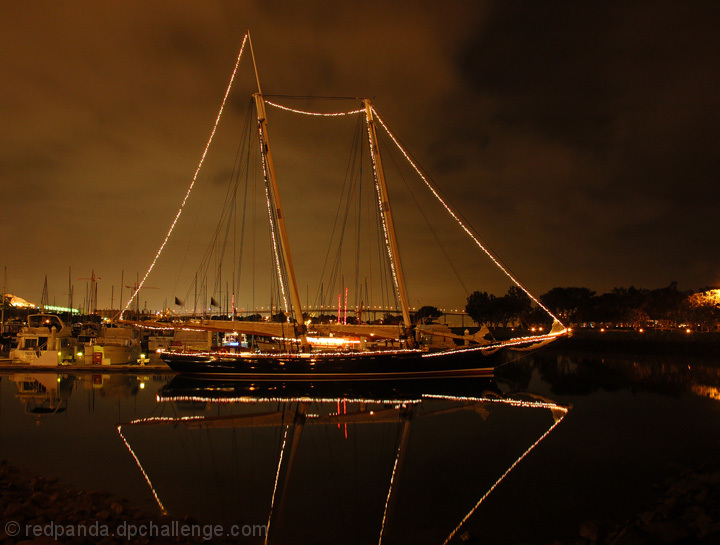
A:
[{"xmin": 160, "ymin": 347, "xmax": 507, "ymax": 380}]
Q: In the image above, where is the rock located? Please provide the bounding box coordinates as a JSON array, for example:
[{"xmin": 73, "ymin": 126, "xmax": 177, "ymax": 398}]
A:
[
  {"xmin": 579, "ymin": 520, "xmax": 600, "ymax": 542},
  {"xmin": 4, "ymin": 501, "xmax": 24, "ymax": 518},
  {"xmin": 611, "ymin": 527, "xmax": 649, "ymax": 545},
  {"xmin": 639, "ymin": 511, "xmax": 655, "ymax": 525},
  {"xmin": 16, "ymin": 539, "xmax": 60, "ymax": 545},
  {"xmin": 641, "ymin": 520, "xmax": 689, "ymax": 544},
  {"xmin": 30, "ymin": 491, "xmax": 49, "ymax": 506}
]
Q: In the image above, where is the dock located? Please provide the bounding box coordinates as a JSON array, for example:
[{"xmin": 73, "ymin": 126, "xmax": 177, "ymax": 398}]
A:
[{"xmin": 0, "ymin": 360, "xmax": 173, "ymax": 374}]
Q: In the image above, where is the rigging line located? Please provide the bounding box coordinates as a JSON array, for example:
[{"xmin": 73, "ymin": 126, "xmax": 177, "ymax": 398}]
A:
[
  {"xmin": 118, "ymin": 33, "xmax": 249, "ymax": 320},
  {"xmin": 265, "ymin": 99, "xmax": 364, "ymax": 117},
  {"xmin": 312, "ymin": 113, "xmax": 364, "ymax": 311},
  {"xmin": 258, "ymin": 124, "xmax": 290, "ymax": 314},
  {"xmin": 212, "ymin": 157, "xmax": 246, "ymax": 303},
  {"xmin": 378, "ymin": 129, "xmax": 470, "ymax": 296},
  {"xmin": 370, "ymin": 130, "xmax": 412, "ymax": 309},
  {"xmin": 353, "ymin": 117, "xmax": 365, "ymax": 312},
  {"xmin": 235, "ymin": 104, "xmax": 255, "ymax": 307},
  {"xmin": 326, "ymin": 134, "xmax": 362, "ymax": 310},
  {"xmin": 365, "ymin": 106, "xmax": 404, "ymax": 318},
  {"xmin": 204, "ymin": 148, "xmax": 244, "ymax": 306},
  {"xmin": 368, "ymin": 137, "xmax": 398, "ymax": 314},
  {"xmin": 371, "ymin": 107, "xmax": 564, "ymax": 327},
  {"xmin": 265, "ymin": 94, "xmax": 365, "ymax": 101}
]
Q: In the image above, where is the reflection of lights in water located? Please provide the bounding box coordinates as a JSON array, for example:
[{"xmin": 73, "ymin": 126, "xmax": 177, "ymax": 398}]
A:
[
  {"xmin": 441, "ymin": 407, "xmax": 569, "ymax": 545},
  {"xmin": 378, "ymin": 416, "xmax": 407, "ymax": 544},
  {"xmin": 157, "ymin": 394, "xmax": 419, "ymax": 405},
  {"xmin": 266, "ymin": 426, "xmax": 290, "ymax": 545},
  {"xmin": 116, "ymin": 425, "xmax": 167, "ymax": 514},
  {"xmin": 121, "ymin": 393, "xmax": 570, "ymax": 541},
  {"xmin": 377, "ymin": 395, "xmax": 570, "ymax": 545},
  {"xmin": 692, "ymin": 385, "xmax": 720, "ymax": 401}
]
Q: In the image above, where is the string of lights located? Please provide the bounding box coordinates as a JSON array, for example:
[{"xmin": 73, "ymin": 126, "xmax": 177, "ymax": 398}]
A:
[
  {"xmin": 118, "ymin": 34, "xmax": 249, "ymax": 320},
  {"xmin": 265, "ymin": 100, "xmax": 364, "ymax": 117},
  {"xmin": 257, "ymin": 124, "xmax": 290, "ymax": 312},
  {"xmin": 370, "ymin": 107, "xmax": 565, "ymax": 329},
  {"xmin": 365, "ymin": 108, "xmax": 404, "ymax": 314}
]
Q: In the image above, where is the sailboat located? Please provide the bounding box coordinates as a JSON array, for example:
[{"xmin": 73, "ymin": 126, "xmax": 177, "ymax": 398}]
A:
[{"xmin": 125, "ymin": 33, "xmax": 567, "ymax": 379}]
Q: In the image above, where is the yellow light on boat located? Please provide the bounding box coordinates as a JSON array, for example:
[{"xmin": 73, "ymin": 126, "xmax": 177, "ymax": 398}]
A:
[
  {"xmin": 57, "ymin": 377, "xmax": 61, "ymax": 383},
  {"xmin": 307, "ymin": 336, "xmax": 361, "ymax": 347},
  {"xmin": 140, "ymin": 353, "xmax": 146, "ymax": 359},
  {"xmin": 77, "ymin": 352, "xmax": 83, "ymax": 358},
  {"xmin": 139, "ymin": 382, "xmax": 145, "ymax": 389}
]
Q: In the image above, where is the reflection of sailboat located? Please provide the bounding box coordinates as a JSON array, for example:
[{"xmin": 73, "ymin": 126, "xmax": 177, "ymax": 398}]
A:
[
  {"xmin": 123, "ymin": 33, "xmax": 566, "ymax": 379},
  {"xmin": 118, "ymin": 377, "xmax": 569, "ymax": 543},
  {"xmin": 10, "ymin": 373, "xmax": 71, "ymax": 417}
]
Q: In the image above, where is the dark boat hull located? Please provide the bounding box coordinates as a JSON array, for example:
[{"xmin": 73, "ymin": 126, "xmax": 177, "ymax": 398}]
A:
[
  {"xmin": 160, "ymin": 346, "xmax": 507, "ymax": 380},
  {"xmin": 158, "ymin": 374, "xmax": 503, "ymax": 402}
]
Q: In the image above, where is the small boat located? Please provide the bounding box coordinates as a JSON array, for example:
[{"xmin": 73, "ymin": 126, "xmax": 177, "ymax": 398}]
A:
[
  {"xmin": 79, "ymin": 323, "xmax": 142, "ymax": 365},
  {"xmin": 9, "ymin": 313, "xmax": 75, "ymax": 365},
  {"xmin": 126, "ymin": 33, "xmax": 566, "ymax": 379}
]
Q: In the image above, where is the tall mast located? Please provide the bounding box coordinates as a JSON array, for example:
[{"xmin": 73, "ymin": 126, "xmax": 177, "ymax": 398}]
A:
[
  {"xmin": 253, "ymin": 93, "xmax": 307, "ymax": 336},
  {"xmin": 363, "ymin": 99, "xmax": 412, "ymax": 330},
  {"xmin": 248, "ymin": 34, "xmax": 308, "ymax": 349},
  {"xmin": 1, "ymin": 266, "xmax": 6, "ymax": 327}
]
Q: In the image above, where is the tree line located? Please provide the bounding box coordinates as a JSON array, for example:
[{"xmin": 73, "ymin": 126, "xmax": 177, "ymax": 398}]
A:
[{"xmin": 464, "ymin": 282, "xmax": 720, "ymax": 331}]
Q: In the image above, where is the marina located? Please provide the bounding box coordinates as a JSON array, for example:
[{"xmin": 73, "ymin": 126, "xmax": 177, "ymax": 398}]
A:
[{"xmin": 3, "ymin": 4, "xmax": 719, "ymax": 544}]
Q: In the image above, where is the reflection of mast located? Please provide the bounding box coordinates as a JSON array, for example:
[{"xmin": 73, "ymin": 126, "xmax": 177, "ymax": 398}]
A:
[
  {"xmin": 266, "ymin": 402, "xmax": 308, "ymax": 545},
  {"xmin": 378, "ymin": 404, "xmax": 413, "ymax": 545}
]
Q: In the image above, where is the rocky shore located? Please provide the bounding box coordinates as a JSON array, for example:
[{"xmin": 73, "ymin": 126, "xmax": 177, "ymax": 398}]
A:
[
  {"xmin": 566, "ymin": 463, "xmax": 720, "ymax": 545},
  {"xmin": 3, "ymin": 457, "xmax": 720, "ymax": 544},
  {"xmin": 455, "ymin": 463, "xmax": 720, "ymax": 545},
  {"xmin": 0, "ymin": 461, "xmax": 249, "ymax": 545}
]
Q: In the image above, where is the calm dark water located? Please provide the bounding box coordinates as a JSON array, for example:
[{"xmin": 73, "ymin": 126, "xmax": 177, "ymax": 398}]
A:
[{"xmin": 1, "ymin": 348, "xmax": 719, "ymax": 544}]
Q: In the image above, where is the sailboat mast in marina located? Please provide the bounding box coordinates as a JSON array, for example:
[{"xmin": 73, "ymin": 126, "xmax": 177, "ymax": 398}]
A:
[{"xmin": 124, "ymin": 32, "xmax": 567, "ymax": 378}]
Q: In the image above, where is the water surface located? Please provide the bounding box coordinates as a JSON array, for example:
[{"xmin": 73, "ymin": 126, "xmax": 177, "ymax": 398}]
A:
[{"xmin": 1, "ymin": 349, "xmax": 719, "ymax": 544}]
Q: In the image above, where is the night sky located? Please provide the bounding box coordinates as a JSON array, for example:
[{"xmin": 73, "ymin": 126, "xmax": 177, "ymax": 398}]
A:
[{"xmin": 2, "ymin": 1, "xmax": 718, "ymax": 313}]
